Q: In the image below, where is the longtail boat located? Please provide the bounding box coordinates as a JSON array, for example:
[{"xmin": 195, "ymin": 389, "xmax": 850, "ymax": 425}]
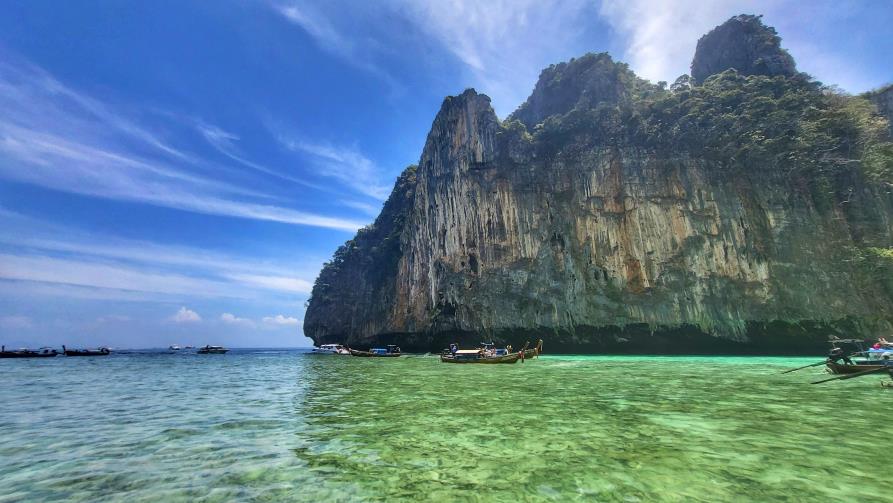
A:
[
  {"xmin": 440, "ymin": 339, "xmax": 543, "ymax": 364},
  {"xmin": 62, "ymin": 345, "xmax": 110, "ymax": 356},
  {"xmin": 825, "ymin": 337, "xmax": 892, "ymax": 374},
  {"xmin": 349, "ymin": 345, "xmax": 401, "ymax": 357},
  {"xmin": 825, "ymin": 360, "xmax": 888, "ymax": 375},
  {"xmin": 0, "ymin": 346, "xmax": 58, "ymax": 358}
]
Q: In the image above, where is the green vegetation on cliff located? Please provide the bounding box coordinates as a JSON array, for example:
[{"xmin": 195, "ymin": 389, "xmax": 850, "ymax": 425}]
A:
[
  {"xmin": 526, "ymin": 69, "xmax": 892, "ymax": 186},
  {"xmin": 308, "ymin": 165, "xmax": 417, "ymax": 310}
]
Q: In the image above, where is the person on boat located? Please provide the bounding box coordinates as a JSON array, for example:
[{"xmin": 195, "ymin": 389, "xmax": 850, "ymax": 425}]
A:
[
  {"xmin": 827, "ymin": 347, "xmax": 854, "ymax": 365},
  {"xmin": 449, "ymin": 343, "xmax": 458, "ymax": 355},
  {"xmin": 879, "ymin": 337, "xmax": 893, "ymax": 348}
]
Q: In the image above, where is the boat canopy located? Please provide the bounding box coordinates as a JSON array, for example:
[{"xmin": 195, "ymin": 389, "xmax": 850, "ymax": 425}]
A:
[{"xmin": 455, "ymin": 350, "xmax": 482, "ymax": 355}]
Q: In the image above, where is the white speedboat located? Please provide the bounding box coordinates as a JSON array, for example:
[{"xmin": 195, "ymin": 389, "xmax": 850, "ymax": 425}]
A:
[
  {"xmin": 169, "ymin": 345, "xmax": 181, "ymax": 351},
  {"xmin": 311, "ymin": 344, "xmax": 350, "ymax": 355}
]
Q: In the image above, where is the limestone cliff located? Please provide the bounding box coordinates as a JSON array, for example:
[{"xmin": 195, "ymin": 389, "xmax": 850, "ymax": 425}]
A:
[
  {"xmin": 866, "ymin": 84, "xmax": 893, "ymax": 136},
  {"xmin": 304, "ymin": 16, "xmax": 893, "ymax": 353},
  {"xmin": 691, "ymin": 14, "xmax": 797, "ymax": 84}
]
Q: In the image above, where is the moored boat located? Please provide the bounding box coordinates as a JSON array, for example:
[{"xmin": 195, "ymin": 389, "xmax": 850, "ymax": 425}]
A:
[
  {"xmin": 311, "ymin": 343, "xmax": 350, "ymax": 355},
  {"xmin": 825, "ymin": 360, "xmax": 888, "ymax": 375},
  {"xmin": 197, "ymin": 345, "xmax": 228, "ymax": 354},
  {"xmin": 440, "ymin": 340, "xmax": 543, "ymax": 364},
  {"xmin": 62, "ymin": 345, "xmax": 110, "ymax": 356},
  {"xmin": 169, "ymin": 345, "xmax": 181, "ymax": 351},
  {"xmin": 348, "ymin": 345, "xmax": 401, "ymax": 357},
  {"xmin": 825, "ymin": 338, "xmax": 891, "ymax": 374},
  {"xmin": 0, "ymin": 346, "xmax": 59, "ymax": 358}
]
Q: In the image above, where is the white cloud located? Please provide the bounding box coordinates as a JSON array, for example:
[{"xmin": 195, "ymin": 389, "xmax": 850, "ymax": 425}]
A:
[
  {"xmin": 276, "ymin": 136, "xmax": 391, "ymax": 201},
  {"xmin": 596, "ymin": 0, "xmax": 887, "ymax": 94},
  {"xmin": 262, "ymin": 314, "xmax": 301, "ymax": 327},
  {"xmin": 597, "ymin": 0, "xmax": 754, "ymax": 84},
  {"xmin": 0, "ymin": 54, "xmax": 365, "ymax": 232},
  {"xmin": 274, "ymin": 2, "xmax": 399, "ymax": 89},
  {"xmin": 0, "ymin": 253, "xmax": 252, "ymax": 299},
  {"xmin": 0, "ymin": 315, "xmax": 33, "ymax": 329},
  {"xmin": 0, "ymin": 211, "xmax": 325, "ymax": 303},
  {"xmin": 227, "ymin": 273, "xmax": 314, "ymax": 294},
  {"xmin": 170, "ymin": 307, "xmax": 201, "ymax": 323},
  {"xmin": 391, "ymin": 0, "xmax": 592, "ymax": 115},
  {"xmin": 340, "ymin": 199, "xmax": 382, "ymax": 216},
  {"xmin": 220, "ymin": 312, "xmax": 255, "ymax": 327},
  {"xmin": 195, "ymin": 121, "xmax": 328, "ymax": 191},
  {"xmin": 96, "ymin": 315, "xmax": 131, "ymax": 323}
]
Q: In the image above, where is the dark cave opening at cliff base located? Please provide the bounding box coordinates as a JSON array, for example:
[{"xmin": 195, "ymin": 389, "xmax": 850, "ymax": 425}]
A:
[{"xmin": 353, "ymin": 319, "xmax": 886, "ymax": 356}]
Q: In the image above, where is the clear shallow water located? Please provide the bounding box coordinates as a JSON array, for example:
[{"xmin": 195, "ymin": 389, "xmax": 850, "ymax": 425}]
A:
[{"xmin": 0, "ymin": 350, "xmax": 889, "ymax": 502}]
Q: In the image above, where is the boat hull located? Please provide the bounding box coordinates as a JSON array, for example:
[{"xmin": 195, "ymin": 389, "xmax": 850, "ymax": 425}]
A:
[
  {"xmin": 0, "ymin": 351, "xmax": 58, "ymax": 358},
  {"xmin": 348, "ymin": 349, "xmax": 401, "ymax": 357},
  {"xmin": 440, "ymin": 339, "xmax": 543, "ymax": 364},
  {"xmin": 440, "ymin": 353, "xmax": 521, "ymax": 364},
  {"xmin": 826, "ymin": 361, "xmax": 888, "ymax": 374}
]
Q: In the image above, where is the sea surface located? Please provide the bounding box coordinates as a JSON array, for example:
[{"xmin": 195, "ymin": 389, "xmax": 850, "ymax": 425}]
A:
[{"xmin": 0, "ymin": 349, "xmax": 889, "ymax": 502}]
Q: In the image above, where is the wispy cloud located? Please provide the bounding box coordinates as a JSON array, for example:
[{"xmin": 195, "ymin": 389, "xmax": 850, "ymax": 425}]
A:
[
  {"xmin": 391, "ymin": 0, "xmax": 592, "ymax": 115},
  {"xmin": 273, "ymin": 1, "xmax": 400, "ymax": 91},
  {"xmin": 0, "ymin": 52, "xmax": 364, "ymax": 232},
  {"xmin": 262, "ymin": 314, "xmax": 301, "ymax": 327},
  {"xmin": 339, "ymin": 199, "xmax": 382, "ymax": 217},
  {"xmin": 278, "ymin": 138, "xmax": 391, "ymax": 200},
  {"xmin": 194, "ymin": 121, "xmax": 329, "ymax": 192},
  {"xmin": 220, "ymin": 312, "xmax": 255, "ymax": 327},
  {"xmin": 0, "ymin": 315, "xmax": 33, "ymax": 330},
  {"xmin": 170, "ymin": 307, "xmax": 201, "ymax": 323},
  {"xmin": 598, "ymin": 0, "xmax": 756, "ymax": 84},
  {"xmin": 226, "ymin": 274, "xmax": 314, "ymax": 294},
  {"xmin": 0, "ymin": 253, "xmax": 246, "ymax": 298},
  {"xmin": 0, "ymin": 209, "xmax": 323, "ymax": 302}
]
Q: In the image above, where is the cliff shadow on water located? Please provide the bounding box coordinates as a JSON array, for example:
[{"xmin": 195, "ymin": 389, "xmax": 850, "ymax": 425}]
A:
[{"xmin": 304, "ymin": 14, "xmax": 893, "ymax": 355}]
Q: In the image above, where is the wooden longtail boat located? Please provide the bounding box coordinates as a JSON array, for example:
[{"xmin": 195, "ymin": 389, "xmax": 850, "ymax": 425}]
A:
[
  {"xmin": 825, "ymin": 360, "xmax": 888, "ymax": 375},
  {"xmin": 62, "ymin": 345, "xmax": 110, "ymax": 356},
  {"xmin": 440, "ymin": 339, "xmax": 543, "ymax": 364},
  {"xmin": 824, "ymin": 338, "xmax": 891, "ymax": 374},
  {"xmin": 0, "ymin": 346, "xmax": 58, "ymax": 358},
  {"xmin": 349, "ymin": 345, "xmax": 401, "ymax": 357}
]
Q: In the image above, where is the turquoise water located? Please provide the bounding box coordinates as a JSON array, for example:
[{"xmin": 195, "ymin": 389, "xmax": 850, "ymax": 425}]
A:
[{"xmin": 0, "ymin": 350, "xmax": 890, "ymax": 502}]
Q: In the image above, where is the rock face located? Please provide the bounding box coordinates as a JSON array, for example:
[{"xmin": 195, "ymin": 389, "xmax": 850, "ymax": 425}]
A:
[
  {"xmin": 304, "ymin": 16, "xmax": 893, "ymax": 354},
  {"xmin": 866, "ymin": 84, "xmax": 893, "ymax": 136},
  {"xmin": 510, "ymin": 53, "xmax": 651, "ymax": 129},
  {"xmin": 691, "ymin": 14, "xmax": 797, "ymax": 84}
]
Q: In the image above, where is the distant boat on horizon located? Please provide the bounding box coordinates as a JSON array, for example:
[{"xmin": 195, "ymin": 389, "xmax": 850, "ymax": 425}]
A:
[
  {"xmin": 197, "ymin": 345, "xmax": 228, "ymax": 354},
  {"xmin": 62, "ymin": 345, "xmax": 111, "ymax": 357},
  {"xmin": 169, "ymin": 345, "xmax": 181, "ymax": 351},
  {"xmin": 311, "ymin": 344, "xmax": 350, "ymax": 355},
  {"xmin": 0, "ymin": 346, "xmax": 59, "ymax": 358}
]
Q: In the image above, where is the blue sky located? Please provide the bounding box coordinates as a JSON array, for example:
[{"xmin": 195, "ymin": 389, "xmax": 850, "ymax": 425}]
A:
[{"xmin": 0, "ymin": 0, "xmax": 890, "ymax": 349}]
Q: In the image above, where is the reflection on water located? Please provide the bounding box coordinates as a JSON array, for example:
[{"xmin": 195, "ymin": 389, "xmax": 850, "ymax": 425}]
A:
[{"xmin": 0, "ymin": 350, "xmax": 888, "ymax": 501}]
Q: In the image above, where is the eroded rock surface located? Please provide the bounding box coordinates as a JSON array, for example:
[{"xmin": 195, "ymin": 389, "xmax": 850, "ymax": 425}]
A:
[{"xmin": 691, "ymin": 14, "xmax": 797, "ymax": 84}]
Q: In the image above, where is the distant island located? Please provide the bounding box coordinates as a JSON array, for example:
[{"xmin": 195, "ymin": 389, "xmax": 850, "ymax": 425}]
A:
[{"xmin": 305, "ymin": 14, "xmax": 893, "ymax": 354}]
